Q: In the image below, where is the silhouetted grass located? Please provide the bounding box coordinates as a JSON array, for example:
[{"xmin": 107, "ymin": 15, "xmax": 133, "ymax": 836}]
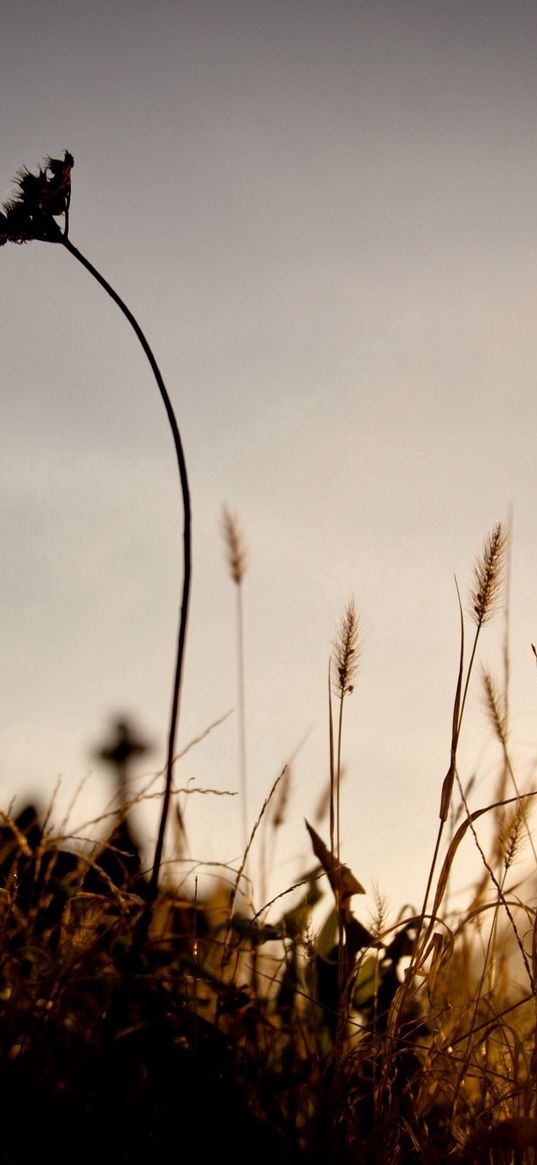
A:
[
  {"xmin": 0, "ymin": 523, "xmax": 534, "ymax": 1162},
  {"xmin": 3, "ymin": 154, "xmax": 537, "ymax": 1163}
]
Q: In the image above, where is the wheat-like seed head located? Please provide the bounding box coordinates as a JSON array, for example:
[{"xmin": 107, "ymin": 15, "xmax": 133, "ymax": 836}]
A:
[
  {"xmin": 497, "ymin": 804, "xmax": 525, "ymax": 870},
  {"xmin": 481, "ymin": 668, "xmax": 507, "ymax": 744},
  {"xmin": 332, "ymin": 598, "xmax": 360, "ymax": 698},
  {"xmin": 221, "ymin": 505, "xmax": 248, "ymax": 585},
  {"xmin": 369, "ymin": 883, "xmax": 389, "ymax": 941},
  {"xmin": 470, "ymin": 522, "xmax": 507, "ymax": 627}
]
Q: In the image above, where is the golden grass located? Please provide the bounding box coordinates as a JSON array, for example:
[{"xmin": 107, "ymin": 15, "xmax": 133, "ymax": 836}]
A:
[{"xmin": 2, "ymin": 519, "xmax": 537, "ymax": 1161}]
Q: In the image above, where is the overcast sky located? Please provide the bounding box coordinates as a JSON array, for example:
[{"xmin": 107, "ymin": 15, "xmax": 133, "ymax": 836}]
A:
[{"xmin": 1, "ymin": 0, "xmax": 537, "ymax": 917}]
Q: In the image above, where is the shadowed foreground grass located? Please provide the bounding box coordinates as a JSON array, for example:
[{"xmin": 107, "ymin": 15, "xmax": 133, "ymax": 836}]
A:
[{"xmin": 1, "ymin": 524, "xmax": 537, "ymax": 1164}]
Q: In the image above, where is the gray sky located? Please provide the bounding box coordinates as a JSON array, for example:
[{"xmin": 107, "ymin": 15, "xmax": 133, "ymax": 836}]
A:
[{"xmin": 1, "ymin": 0, "xmax": 537, "ymax": 916}]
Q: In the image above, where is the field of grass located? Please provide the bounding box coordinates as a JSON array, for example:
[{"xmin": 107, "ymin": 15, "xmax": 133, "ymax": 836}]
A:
[
  {"xmin": 2, "ymin": 153, "xmax": 537, "ymax": 1164},
  {"xmin": 1, "ymin": 519, "xmax": 536, "ymax": 1164}
]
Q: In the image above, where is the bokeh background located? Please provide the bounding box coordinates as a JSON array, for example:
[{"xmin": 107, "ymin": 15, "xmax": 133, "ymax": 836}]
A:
[{"xmin": 1, "ymin": 0, "xmax": 537, "ymax": 915}]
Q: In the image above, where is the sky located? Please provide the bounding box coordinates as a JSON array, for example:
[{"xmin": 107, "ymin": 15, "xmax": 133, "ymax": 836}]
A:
[{"xmin": 1, "ymin": 0, "xmax": 537, "ymax": 920}]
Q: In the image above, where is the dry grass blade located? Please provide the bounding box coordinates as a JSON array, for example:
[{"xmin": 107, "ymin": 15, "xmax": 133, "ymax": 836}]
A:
[
  {"xmin": 250, "ymin": 868, "xmax": 324, "ymax": 924},
  {"xmin": 431, "ymin": 790, "xmax": 537, "ymax": 923},
  {"xmin": 271, "ymin": 763, "xmax": 292, "ymax": 829},
  {"xmin": 305, "ymin": 820, "xmax": 365, "ymax": 902},
  {"xmin": 0, "ymin": 811, "xmax": 34, "ymax": 859},
  {"xmin": 227, "ymin": 765, "xmax": 288, "ymax": 924}
]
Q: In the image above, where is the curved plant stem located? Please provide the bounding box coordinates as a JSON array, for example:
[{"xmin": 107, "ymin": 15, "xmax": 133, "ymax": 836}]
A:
[
  {"xmin": 61, "ymin": 238, "xmax": 191, "ymax": 919},
  {"xmin": 236, "ymin": 578, "xmax": 248, "ymax": 851}
]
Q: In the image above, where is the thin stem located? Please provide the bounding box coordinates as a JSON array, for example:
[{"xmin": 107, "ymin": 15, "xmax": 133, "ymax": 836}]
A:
[
  {"xmin": 61, "ymin": 238, "xmax": 192, "ymax": 918},
  {"xmin": 336, "ymin": 694, "xmax": 345, "ymax": 865},
  {"xmin": 328, "ymin": 662, "xmax": 335, "ymax": 859},
  {"xmin": 503, "ymin": 508, "xmax": 513, "ymax": 730},
  {"xmin": 236, "ymin": 581, "xmax": 248, "ymax": 851}
]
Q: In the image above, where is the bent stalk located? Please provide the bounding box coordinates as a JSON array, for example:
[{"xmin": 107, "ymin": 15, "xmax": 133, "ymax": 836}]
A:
[{"xmin": 62, "ymin": 238, "xmax": 192, "ymax": 920}]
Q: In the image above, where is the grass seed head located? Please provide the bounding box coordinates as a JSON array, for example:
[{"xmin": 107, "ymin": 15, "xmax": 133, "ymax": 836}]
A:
[
  {"xmin": 481, "ymin": 668, "xmax": 507, "ymax": 744},
  {"xmin": 470, "ymin": 521, "xmax": 507, "ymax": 627},
  {"xmin": 498, "ymin": 804, "xmax": 525, "ymax": 870},
  {"xmin": 222, "ymin": 505, "xmax": 248, "ymax": 585},
  {"xmin": 332, "ymin": 597, "xmax": 360, "ymax": 698}
]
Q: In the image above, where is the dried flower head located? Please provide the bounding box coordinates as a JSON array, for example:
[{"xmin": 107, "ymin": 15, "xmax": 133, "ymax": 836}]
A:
[
  {"xmin": 497, "ymin": 803, "xmax": 525, "ymax": 870},
  {"xmin": 332, "ymin": 598, "xmax": 360, "ymax": 698},
  {"xmin": 222, "ymin": 505, "xmax": 248, "ymax": 585},
  {"xmin": 369, "ymin": 883, "xmax": 389, "ymax": 942},
  {"xmin": 470, "ymin": 522, "xmax": 507, "ymax": 627},
  {"xmin": 481, "ymin": 668, "xmax": 507, "ymax": 744},
  {"xmin": 1, "ymin": 151, "xmax": 73, "ymax": 246}
]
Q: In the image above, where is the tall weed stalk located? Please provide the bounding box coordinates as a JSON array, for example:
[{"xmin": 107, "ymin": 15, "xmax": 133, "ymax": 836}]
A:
[
  {"xmin": 222, "ymin": 506, "xmax": 249, "ymax": 851},
  {"xmin": 1, "ymin": 153, "xmax": 191, "ymax": 926}
]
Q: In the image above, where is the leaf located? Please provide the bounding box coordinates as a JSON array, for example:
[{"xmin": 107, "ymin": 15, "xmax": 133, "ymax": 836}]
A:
[
  {"xmin": 316, "ymin": 906, "xmax": 339, "ymax": 958},
  {"xmin": 425, "ymin": 930, "xmax": 453, "ymax": 1001},
  {"xmin": 343, "ymin": 910, "xmax": 375, "ymax": 959},
  {"xmin": 353, "ymin": 955, "xmax": 380, "ymax": 1010},
  {"xmin": 305, "ymin": 820, "xmax": 365, "ymax": 902}
]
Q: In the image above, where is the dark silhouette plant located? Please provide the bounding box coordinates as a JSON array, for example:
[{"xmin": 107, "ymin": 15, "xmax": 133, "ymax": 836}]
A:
[{"xmin": 1, "ymin": 152, "xmax": 191, "ymax": 925}]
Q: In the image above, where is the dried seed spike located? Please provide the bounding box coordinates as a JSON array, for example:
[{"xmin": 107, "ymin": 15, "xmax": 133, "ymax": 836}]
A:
[
  {"xmin": 481, "ymin": 667, "xmax": 507, "ymax": 743},
  {"xmin": 497, "ymin": 803, "xmax": 525, "ymax": 870},
  {"xmin": 332, "ymin": 597, "xmax": 360, "ymax": 698},
  {"xmin": 221, "ymin": 505, "xmax": 248, "ymax": 585},
  {"xmin": 470, "ymin": 522, "xmax": 507, "ymax": 627}
]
